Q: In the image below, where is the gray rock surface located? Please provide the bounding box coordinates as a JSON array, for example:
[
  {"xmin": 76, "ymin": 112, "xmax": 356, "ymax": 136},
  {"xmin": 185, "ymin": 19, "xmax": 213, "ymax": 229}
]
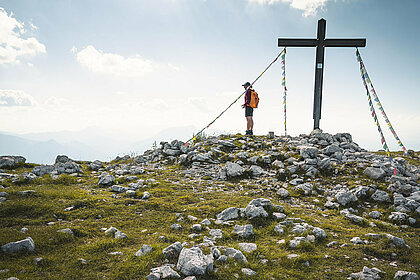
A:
[
  {"xmin": 238, "ymin": 243, "xmax": 257, "ymax": 253},
  {"xmin": 394, "ymin": 271, "xmax": 419, "ymax": 280},
  {"xmin": 135, "ymin": 244, "xmax": 153, "ymax": 257},
  {"xmin": 350, "ymin": 266, "xmax": 382, "ymax": 279},
  {"xmin": 364, "ymin": 167, "xmax": 386, "ymax": 180},
  {"xmin": 371, "ymin": 190, "xmax": 391, "ymax": 203},
  {"xmin": 232, "ymin": 224, "xmax": 254, "ymax": 238},
  {"xmin": 336, "ymin": 190, "xmax": 357, "ymax": 206},
  {"xmin": 176, "ymin": 247, "xmax": 213, "ymax": 276},
  {"xmin": 1, "ymin": 237, "xmax": 35, "ymax": 253},
  {"xmin": 216, "ymin": 207, "xmax": 239, "ymax": 221},
  {"xmin": 162, "ymin": 241, "xmax": 183, "ymax": 259},
  {"xmin": 98, "ymin": 173, "xmax": 116, "ymax": 185}
]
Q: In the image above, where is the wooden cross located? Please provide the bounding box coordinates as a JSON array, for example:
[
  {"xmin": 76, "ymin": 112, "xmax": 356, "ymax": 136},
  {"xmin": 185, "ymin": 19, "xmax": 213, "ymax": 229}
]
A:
[{"xmin": 278, "ymin": 18, "xmax": 366, "ymax": 130}]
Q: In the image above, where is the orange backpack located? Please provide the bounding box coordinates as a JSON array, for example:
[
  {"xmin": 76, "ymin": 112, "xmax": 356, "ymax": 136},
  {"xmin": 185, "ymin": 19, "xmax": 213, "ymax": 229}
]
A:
[{"xmin": 249, "ymin": 90, "xmax": 259, "ymax": 108}]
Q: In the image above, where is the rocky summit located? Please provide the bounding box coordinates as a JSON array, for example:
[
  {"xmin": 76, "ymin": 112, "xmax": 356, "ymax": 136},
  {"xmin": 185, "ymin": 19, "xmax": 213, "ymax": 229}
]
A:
[{"xmin": 0, "ymin": 130, "xmax": 419, "ymax": 279}]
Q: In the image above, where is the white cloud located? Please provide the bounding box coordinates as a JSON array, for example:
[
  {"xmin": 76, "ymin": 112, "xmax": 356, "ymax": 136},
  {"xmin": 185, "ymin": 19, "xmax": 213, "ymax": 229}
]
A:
[
  {"xmin": 44, "ymin": 96, "xmax": 70, "ymax": 107},
  {"xmin": 0, "ymin": 8, "xmax": 46, "ymax": 64},
  {"xmin": 0, "ymin": 89, "xmax": 37, "ymax": 106},
  {"xmin": 248, "ymin": 0, "xmax": 330, "ymax": 17},
  {"xmin": 75, "ymin": 45, "xmax": 159, "ymax": 78}
]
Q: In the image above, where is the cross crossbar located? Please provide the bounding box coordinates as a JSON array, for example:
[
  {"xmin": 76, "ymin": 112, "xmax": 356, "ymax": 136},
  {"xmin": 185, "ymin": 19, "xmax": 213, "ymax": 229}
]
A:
[
  {"xmin": 278, "ymin": 18, "xmax": 366, "ymax": 129},
  {"xmin": 278, "ymin": 38, "xmax": 366, "ymax": 47}
]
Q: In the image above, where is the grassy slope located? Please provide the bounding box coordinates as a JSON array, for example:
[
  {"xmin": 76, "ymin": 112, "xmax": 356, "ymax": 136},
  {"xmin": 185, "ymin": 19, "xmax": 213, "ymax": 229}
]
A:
[{"xmin": 0, "ymin": 150, "xmax": 419, "ymax": 280}]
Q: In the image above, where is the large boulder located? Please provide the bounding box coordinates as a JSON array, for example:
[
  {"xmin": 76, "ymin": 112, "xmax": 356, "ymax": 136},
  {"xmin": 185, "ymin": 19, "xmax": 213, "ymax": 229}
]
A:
[
  {"xmin": 2, "ymin": 237, "xmax": 35, "ymax": 253},
  {"xmin": 297, "ymin": 146, "xmax": 318, "ymax": 159},
  {"xmin": 176, "ymin": 247, "xmax": 213, "ymax": 276},
  {"xmin": 32, "ymin": 165, "xmax": 55, "ymax": 176},
  {"xmin": 349, "ymin": 266, "xmax": 382, "ymax": 280},
  {"xmin": 249, "ymin": 165, "xmax": 265, "ymax": 177},
  {"xmin": 134, "ymin": 245, "xmax": 153, "ymax": 257},
  {"xmin": 245, "ymin": 204, "xmax": 268, "ymax": 220},
  {"xmin": 335, "ymin": 190, "xmax": 357, "ymax": 206},
  {"xmin": 98, "ymin": 173, "xmax": 116, "ymax": 185},
  {"xmin": 371, "ymin": 190, "xmax": 391, "ymax": 203},
  {"xmin": 394, "ymin": 271, "xmax": 419, "ymax": 280},
  {"xmin": 321, "ymin": 144, "xmax": 341, "ymax": 156},
  {"xmin": 364, "ymin": 167, "xmax": 386, "ymax": 180},
  {"xmin": 162, "ymin": 242, "xmax": 183, "ymax": 259},
  {"xmin": 225, "ymin": 162, "xmax": 244, "ymax": 178},
  {"xmin": 232, "ymin": 224, "xmax": 254, "ymax": 238},
  {"xmin": 216, "ymin": 207, "xmax": 240, "ymax": 221}
]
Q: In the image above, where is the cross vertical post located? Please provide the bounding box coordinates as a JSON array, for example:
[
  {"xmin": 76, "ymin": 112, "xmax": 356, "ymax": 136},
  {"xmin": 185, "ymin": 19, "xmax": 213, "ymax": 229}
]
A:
[
  {"xmin": 278, "ymin": 18, "xmax": 366, "ymax": 130},
  {"xmin": 313, "ymin": 19, "xmax": 326, "ymax": 129}
]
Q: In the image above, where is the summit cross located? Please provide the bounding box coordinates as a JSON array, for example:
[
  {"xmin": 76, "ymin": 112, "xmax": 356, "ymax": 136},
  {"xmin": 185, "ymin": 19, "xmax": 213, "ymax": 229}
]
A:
[{"xmin": 278, "ymin": 18, "xmax": 366, "ymax": 129}]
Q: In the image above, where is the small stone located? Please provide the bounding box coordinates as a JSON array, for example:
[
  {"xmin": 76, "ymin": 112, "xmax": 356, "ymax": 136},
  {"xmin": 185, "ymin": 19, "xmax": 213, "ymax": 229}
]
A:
[
  {"xmin": 108, "ymin": 251, "xmax": 123, "ymax": 255},
  {"xmin": 273, "ymin": 213, "xmax": 287, "ymax": 220},
  {"xmin": 187, "ymin": 215, "xmax": 197, "ymax": 221},
  {"xmin": 134, "ymin": 244, "xmax": 153, "ymax": 257},
  {"xmin": 191, "ymin": 224, "xmax": 203, "ymax": 232},
  {"xmin": 201, "ymin": 218, "xmax": 211, "ymax": 226},
  {"xmin": 209, "ymin": 229, "xmax": 223, "ymax": 239},
  {"xmin": 126, "ymin": 190, "xmax": 136, "ymax": 197},
  {"xmin": 170, "ymin": 224, "xmax": 182, "ymax": 231},
  {"xmin": 114, "ymin": 230, "xmax": 128, "ymax": 239},
  {"xmin": 350, "ymin": 237, "xmax": 363, "ymax": 245},
  {"xmin": 162, "ymin": 242, "xmax": 183, "ymax": 259},
  {"xmin": 232, "ymin": 224, "xmax": 254, "ymax": 238},
  {"xmin": 369, "ymin": 211, "xmax": 382, "ymax": 219},
  {"xmin": 241, "ymin": 268, "xmax": 257, "ymax": 276},
  {"xmin": 104, "ymin": 226, "xmax": 118, "ymax": 237},
  {"xmin": 142, "ymin": 192, "xmax": 151, "ymax": 200},
  {"xmin": 287, "ymin": 253, "xmax": 300, "ymax": 259},
  {"xmin": 238, "ymin": 243, "xmax": 257, "ymax": 253},
  {"xmin": 57, "ymin": 228, "xmax": 73, "ymax": 235}
]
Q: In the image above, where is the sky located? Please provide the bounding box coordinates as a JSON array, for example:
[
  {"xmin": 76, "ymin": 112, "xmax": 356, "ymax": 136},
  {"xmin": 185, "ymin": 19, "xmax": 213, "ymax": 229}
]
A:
[{"xmin": 0, "ymin": 0, "xmax": 419, "ymax": 152}]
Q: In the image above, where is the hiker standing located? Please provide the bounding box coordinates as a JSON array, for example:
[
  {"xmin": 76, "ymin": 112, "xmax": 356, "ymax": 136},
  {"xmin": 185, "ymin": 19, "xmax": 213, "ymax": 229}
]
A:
[{"xmin": 241, "ymin": 81, "xmax": 257, "ymax": 136}]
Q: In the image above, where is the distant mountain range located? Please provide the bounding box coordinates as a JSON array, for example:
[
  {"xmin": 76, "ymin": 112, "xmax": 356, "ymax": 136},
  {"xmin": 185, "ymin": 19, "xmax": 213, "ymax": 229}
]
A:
[{"xmin": 0, "ymin": 126, "xmax": 211, "ymax": 164}]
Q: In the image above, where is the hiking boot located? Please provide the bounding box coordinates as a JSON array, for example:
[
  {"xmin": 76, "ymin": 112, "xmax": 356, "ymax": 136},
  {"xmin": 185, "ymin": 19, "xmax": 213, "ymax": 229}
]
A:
[{"xmin": 245, "ymin": 130, "xmax": 251, "ymax": 135}]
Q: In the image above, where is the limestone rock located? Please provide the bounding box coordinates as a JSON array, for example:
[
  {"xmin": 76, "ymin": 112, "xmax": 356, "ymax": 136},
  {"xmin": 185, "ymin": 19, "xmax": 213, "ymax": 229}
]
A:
[
  {"xmin": 98, "ymin": 173, "xmax": 116, "ymax": 185},
  {"xmin": 149, "ymin": 265, "xmax": 181, "ymax": 279},
  {"xmin": 1, "ymin": 237, "xmax": 35, "ymax": 253},
  {"xmin": 350, "ymin": 266, "xmax": 382, "ymax": 279},
  {"xmin": 216, "ymin": 207, "xmax": 240, "ymax": 221},
  {"xmin": 135, "ymin": 244, "xmax": 153, "ymax": 257},
  {"xmin": 162, "ymin": 241, "xmax": 183, "ymax": 259},
  {"xmin": 226, "ymin": 162, "xmax": 244, "ymax": 178},
  {"xmin": 371, "ymin": 190, "xmax": 391, "ymax": 203},
  {"xmin": 238, "ymin": 243, "xmax": 257, "ymax": 253},
  {"xmin": 242, "ymin": 268, "xmax": 257, "ymax": 276},
  {"xmin": 335, "ymin": 190, "xmax": 357, "ymax": 206},
  {"xmin": 176, "ymin": 247, "xmax": 213, "ymax": 276},
  {"xmin": 394, "ymin": 271, "xmax": 419, "ymax": 280},
  {"xmin": 232, "ymin": 224, "xmax": 254, "ymax": 238},
  {"xmin": 364, "ymin": 167, "xmax": 386, "ymax": 180}
]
